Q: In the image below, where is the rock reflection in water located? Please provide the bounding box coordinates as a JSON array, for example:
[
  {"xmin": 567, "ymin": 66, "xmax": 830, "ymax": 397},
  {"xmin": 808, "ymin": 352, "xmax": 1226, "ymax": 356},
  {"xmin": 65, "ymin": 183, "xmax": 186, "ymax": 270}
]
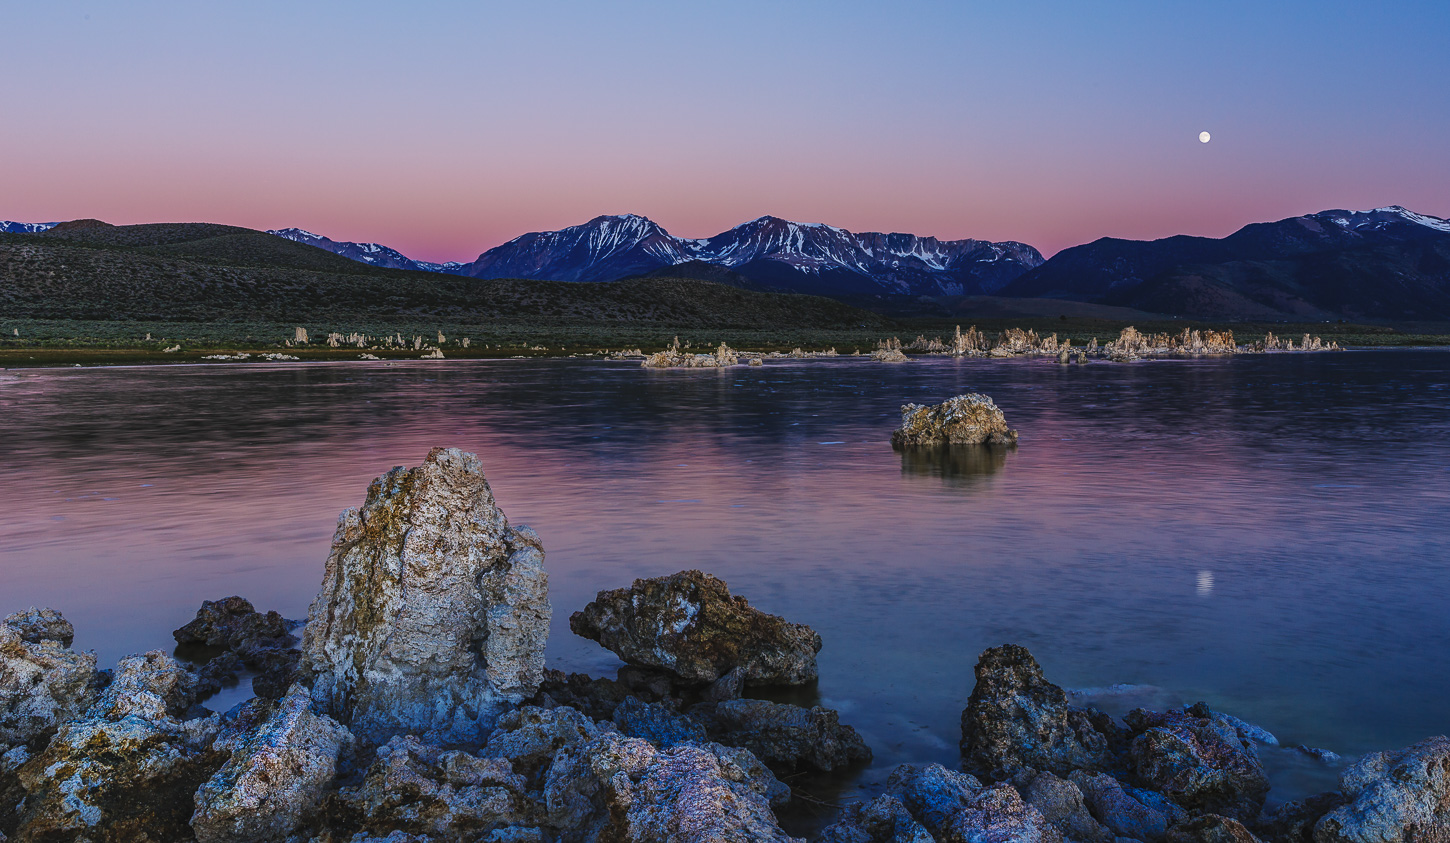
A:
[{"xmin": 899, "ymin": 444, "xmax": 1012, "ymax": 486}]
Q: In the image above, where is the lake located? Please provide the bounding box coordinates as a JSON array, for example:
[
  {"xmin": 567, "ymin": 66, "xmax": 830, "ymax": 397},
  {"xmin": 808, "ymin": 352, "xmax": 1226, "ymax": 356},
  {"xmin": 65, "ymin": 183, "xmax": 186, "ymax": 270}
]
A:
[{"xmin": 3, "ymin": 350, "xmax": 1448, "ymax": 817}]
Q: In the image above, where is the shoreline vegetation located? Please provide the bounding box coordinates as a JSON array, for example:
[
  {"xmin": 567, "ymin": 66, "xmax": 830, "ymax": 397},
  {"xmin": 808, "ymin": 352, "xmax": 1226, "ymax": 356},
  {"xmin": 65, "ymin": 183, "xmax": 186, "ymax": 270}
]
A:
[
  {"xmin": 1, "ymin": 318, "xmax": 1443, "ymax": 369},
  {"xmin": 2, "ymin": 447, "xmax": 1445, "ymax": 841}
]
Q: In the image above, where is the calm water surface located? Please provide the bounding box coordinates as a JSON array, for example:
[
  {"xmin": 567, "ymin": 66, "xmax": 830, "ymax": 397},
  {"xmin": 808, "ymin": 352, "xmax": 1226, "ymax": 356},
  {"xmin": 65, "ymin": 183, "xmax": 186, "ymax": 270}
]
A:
[{"xmin": 3, "ymin": 351, "xmax": 1448, "ymax": 812}]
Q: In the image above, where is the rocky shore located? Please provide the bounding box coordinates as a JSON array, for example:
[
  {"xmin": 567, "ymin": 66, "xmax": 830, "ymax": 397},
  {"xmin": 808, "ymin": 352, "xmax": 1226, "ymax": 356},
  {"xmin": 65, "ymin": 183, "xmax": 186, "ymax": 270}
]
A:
[{"xmin": 2, "ymin": 449, "xmax": 1445, "ymax": 842}]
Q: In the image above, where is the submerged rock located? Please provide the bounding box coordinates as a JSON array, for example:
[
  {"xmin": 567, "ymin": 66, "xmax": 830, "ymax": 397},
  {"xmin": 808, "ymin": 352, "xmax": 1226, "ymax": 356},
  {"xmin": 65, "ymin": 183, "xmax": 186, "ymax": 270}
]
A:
[
  {"xmin": 15, "ymin": 650, "xmax": 223, "ymax": 842},
  {"xmin": 1313, "ymin": 735, "xmax": 1450, "ymax": 843},
  {"xmin": 1125, "ymin": 703, "xmax": 1270, "ymax": 821},
  {"xmin": 0, "ymin": 622, "xmax": 98, "ymax": 746},
  {"xmin": 817, "ymin": 793, "xmax": 935, "ymax": 843},
  {"xmin": 174, "ymin": 596, "xmax": 302, "ymax": 700},
  {"xmin": 1257, "ymin": 793, "xmax": 1347, "ymax": 843},
  {"xmin": 569, "ymin": 570, "xmax": 821, "ymax": 686},
  {"xmin": 690, "ymin": 697, "xmax": 872, "ymax": 772},
  {"xmin": 960, "ymin": 644, "xmax": 1115, "ymax": 780},
  {"xmin": 191, "ymin": 684, "xmax": 353, "ymax": 843},
  {"xmin": 892, "ymin": 394, "xmax": 1019, "ymax": 448},
  {"xmin": 302, "ymin": 447, "xmax": 552, "ymax": 746},
  {"xmin": 3, "ymin": 608, "xmax": 75, "ymax": 647}
]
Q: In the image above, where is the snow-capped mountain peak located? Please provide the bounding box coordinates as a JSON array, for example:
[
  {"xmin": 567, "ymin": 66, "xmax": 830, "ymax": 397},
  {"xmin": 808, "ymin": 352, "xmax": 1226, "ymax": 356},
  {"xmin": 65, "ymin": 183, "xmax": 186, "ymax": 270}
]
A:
[{"xmin": 1, "ymin": 220, "xmax": 60, "ymax": 234}]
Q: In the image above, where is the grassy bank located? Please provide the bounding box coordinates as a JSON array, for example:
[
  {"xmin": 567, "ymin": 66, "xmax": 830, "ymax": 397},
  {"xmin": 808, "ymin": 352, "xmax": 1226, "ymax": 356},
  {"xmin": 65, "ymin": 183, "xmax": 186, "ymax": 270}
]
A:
[{"xmin": 1, "ymin": 317, "xmax": 1446, "ymax": 368}]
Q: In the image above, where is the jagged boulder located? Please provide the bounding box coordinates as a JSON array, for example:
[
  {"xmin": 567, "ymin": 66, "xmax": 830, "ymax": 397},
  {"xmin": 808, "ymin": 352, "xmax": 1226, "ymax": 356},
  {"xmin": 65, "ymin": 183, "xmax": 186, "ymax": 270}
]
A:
[
  {"xmin": 690, "ymin": 698, "xmax": 872, "ymax": 772},
  {"xmin": 857, "ymin": 763, "xmax": 1062, "ymax": 843},
  {"xmin": 191, "ymin": 684, "xmax": 354, "ymax": 843},
  {"xmin": 0, "ymin": 623, "xmax": 98, "ymax": 746},
  {"xmin": 1257, "ymin": 793, "xmax": 1347, "ymax": 843},
  {"xmin": 1021, "ymin": 770, "xmax": 1114, "ymax": 843},
  {"xmin": 1070, "ymin": 770, "xmax": 1185, "ymax": 842},
  {"xmin": 1168, "ymin": 815, "xmax": 1263, "ymax": 843},
  {"xmin": 3, "ymin": 608, "xmax": 74, "ymax": 647},
  {"xmin": 2, "ymin": 744, "xmax": 28, "ymax": 838},
  {"xmin": 960, "ymin": 644, "xmax": 1115, "ymax": 780},
  {"xmin": 892, "ymin": 394, "xmax": 1018, "ymax": 448},
  {"xmin": 569, "ymin": 570, "xmax": 821, "ymax": 686},
  {"xmin": 818, "ymin": 794, "xmax": 935, "ymax": 843},
  {"xmin": 302, "ymin": 447, "xmax": 552, "ymax": 746},
  {"xmin": 15, "ymin": 650, "xmax": 224, "ymax": 842},
  {"xmin": 1313, "ymin": 736, "xmax": 1450, "ymax": 843},
  {"xmin": 332, "ymin": 734, "xmax": 534, "ymax": 840},
  {"xmin": 1126, "ymin": 704, "xmax": 1270, "ymax": 821},
  {"xmin": 612, "ymin": 697, "xmax": 707, "ymax": 748}
]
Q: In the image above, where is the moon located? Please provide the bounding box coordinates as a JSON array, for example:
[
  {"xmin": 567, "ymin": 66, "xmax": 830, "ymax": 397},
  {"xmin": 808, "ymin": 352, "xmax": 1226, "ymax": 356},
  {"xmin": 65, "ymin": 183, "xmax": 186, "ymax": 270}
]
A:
[{"xmin": 1199, "ymin": 131, "xmax": 1211, "ymax": 143}]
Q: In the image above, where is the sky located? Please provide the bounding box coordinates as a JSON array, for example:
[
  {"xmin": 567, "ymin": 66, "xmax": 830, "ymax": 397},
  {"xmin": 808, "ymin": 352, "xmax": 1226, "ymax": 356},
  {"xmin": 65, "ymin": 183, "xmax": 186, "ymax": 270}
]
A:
[{"xmin": 2, "ymin": 0, "xmax": 1447, "ymax": 261}]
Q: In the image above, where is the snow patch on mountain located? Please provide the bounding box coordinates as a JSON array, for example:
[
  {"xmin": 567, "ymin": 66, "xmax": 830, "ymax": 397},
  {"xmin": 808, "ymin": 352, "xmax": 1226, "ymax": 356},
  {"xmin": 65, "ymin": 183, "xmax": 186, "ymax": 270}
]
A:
[{"xmin": 1, "ymin": 221, "xmax": 60, "ymax": 234}]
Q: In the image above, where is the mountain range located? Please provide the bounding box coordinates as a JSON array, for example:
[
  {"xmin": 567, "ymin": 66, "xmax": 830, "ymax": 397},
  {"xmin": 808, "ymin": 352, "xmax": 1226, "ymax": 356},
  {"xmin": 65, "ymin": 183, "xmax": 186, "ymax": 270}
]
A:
[
  {"xmin": 10, "ymin": 206, "xmax": 1450, "ymax": 320},
  {"xmin": 276, "ymin": 215, "xmax": 1045, "ymax": 298},
  {"xmin": 1, "ymin": 221, "xmax": 58, "ymax": 234},
  {"xmin": 1002, "ymin": 206, "xmax": 1450, "ymax": 320}
]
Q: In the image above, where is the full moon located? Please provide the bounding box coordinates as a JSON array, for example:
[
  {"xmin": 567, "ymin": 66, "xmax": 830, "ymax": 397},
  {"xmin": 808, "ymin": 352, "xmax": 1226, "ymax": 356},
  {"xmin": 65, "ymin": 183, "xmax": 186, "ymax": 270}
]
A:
[{"xmin": 1199, "ymin": 131, "xmax": 1211, "ymax": 143}]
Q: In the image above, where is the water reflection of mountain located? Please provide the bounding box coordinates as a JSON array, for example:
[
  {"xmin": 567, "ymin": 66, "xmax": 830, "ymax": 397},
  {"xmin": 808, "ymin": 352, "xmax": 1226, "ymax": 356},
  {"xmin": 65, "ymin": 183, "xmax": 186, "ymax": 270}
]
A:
[{"xmin": 899, "ymin": 444, "xmax": 1011, "ymax": 486}]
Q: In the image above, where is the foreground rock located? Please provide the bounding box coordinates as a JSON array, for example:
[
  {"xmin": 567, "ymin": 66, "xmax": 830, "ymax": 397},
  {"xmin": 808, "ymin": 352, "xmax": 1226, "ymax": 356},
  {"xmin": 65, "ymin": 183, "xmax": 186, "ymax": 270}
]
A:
[
  {"xmin": 960, "ymin": 644, "xmax": 1114, "ymax": 780},
  {"xmin": 302, "ymin": 447, "xmax": 552, "ymax": 746},
  {"xmin": 892, "ymin": 394, "xmax": 1019, "ymax": 448},
  {"xmin": 1313, "ymin": 735, "xmax": 1450, "ymax": 843},
  {"xmin": 15, "ymin": 650, "xmax": 222, "ymax": 841},
  {"xmin": 191, "ymin": 685, "xmax": 353, "ymax": 843},
  {"xmin": 0, "ymin": 621, "xmax": 98, "ymax": 747},
  {"xmin": 330, "ymin": 705, "xmax": 798, "ymax": 842},
  {"xmin": 691, "ymin": 698, "xmax": 871, "ymax": 772},
  {"xmin": 822, "ymin": 763, "xmax": 1063, "ymax": 843},
  {"xmin": 570, "ymin": 570, "xmax": 821, "ymax": 686},
  {"xmin": 1126, "ymin": 704, "xmax": 1270, "ymax": 821},
  {"xmin": 3, "ymin": 608, "xmax": 75, "ymax": 647}
]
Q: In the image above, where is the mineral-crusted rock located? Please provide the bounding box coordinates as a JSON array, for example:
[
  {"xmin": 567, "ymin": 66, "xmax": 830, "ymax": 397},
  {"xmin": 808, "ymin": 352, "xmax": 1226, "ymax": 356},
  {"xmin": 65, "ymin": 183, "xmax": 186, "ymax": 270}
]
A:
[
  {"xmin": 704, "ymin": 667, "xmax": 746, "ymax": 702},
  {"xmin": 690, "ymin": 698, "xmax": 872, "ymax": 772},
  {"xmin": 1126, "ymin": 703, "xmax": 1270, "ymax": 820},
  {"xmin": 612, "ymin": 697, "xmax": 707, "ymax": 748},
  {"xmin": 481, "ymin": 706, "xmax": 796, "ymax": 842},
  {"xmin": 872, "ymin": 348, "xmax": 910, "ymax": 363},
  {"xmin": 569, "ymin": 570, "xmax": 821, "ymax": 686},
  {"xmin": 191, "ymin": 684, "xmax": 353, "ymax": 843},
  {"xmin": 1256, "ymin": 793, "xmax": 1347, "ymax": 843},
  {"xmin": 817, "ymin": 794, "xmax": 935, "ymax": 843},
  {"xmin": 1069, "ymin": 771, "xmax": 1183, "ymax": 842},
  {"xmin": 302, "ymin": 447, "xmax": 551, "ymax": 746},
  {"xmin": 2, "ymin": 744, "xmax": 28, "ymax": 838},
  {"xmin": 1022, "ymin": 770, "xmax": 1114, "ymax": 843},
  {"xmin": 0, "ymin": 623, "xmax": 98, "ymax": 745},
  {"xmin": 892, "ymin": 394, "xmax": 1019, "ymax": 449},
  {"xmin": 3, "ymin": 608, "xmax": 74, "ymax": 647},
  {"xmin": 1167, "ymin": 815, "xmax": 1264, "ymax": 843},
  {"xmin": 884, "ymin": 764, "xmax": 1063, "ymax": 843},
  {"xmin": 1313, "ymin": 735, "xmax": 1450, "ymax": 843},
  {"xmin": 960, "ymin": 644, "xmax": 1114, "ymax": 780},
  {"xmin": 334, "ymin": 734, "xmax": 533, "ymax": 840},
  {"xmin": 529, "ymin": 669, "xmax": 673, "ymax": 722},
  {"xmin": 641, "ymin": 339, "xmax": 739, "ymax": 369},
  {"xmin": 15, "ymin": 650, "xmax": 223, "ymax": 842},
  {"xmin": 174, "ymin": 595, "xmax": 296, "ymax": 651}
]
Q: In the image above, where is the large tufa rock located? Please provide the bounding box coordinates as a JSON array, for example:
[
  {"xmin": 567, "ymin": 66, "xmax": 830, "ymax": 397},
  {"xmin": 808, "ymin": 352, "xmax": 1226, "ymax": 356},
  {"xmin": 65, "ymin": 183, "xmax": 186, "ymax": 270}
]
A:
[
  {"xmin": 0, "ymin": 622, "xmax": 98, "ymax": 746},
  {"xmin": 15, "ymin": 650, "xmax": 223, "ymax": 842},
  {"xmin": 1125, "ymin": 703, "xmax": 1270, "ymax": 821},
  {"xmin": 191, "ymin": 684, "xmax": 354, "ymax": 843},
  {"xmin": 960, "ymin": 644, "xmax": 1115, "ymax": 780},
  {"xmin": 690, "ymin": 698, "xmax": 872, "ymax": 772},
  {"xmin": 302, "ymin": 447, "xmax": 552, "ymax": 746},
  {"xmin": 1021, "ymin": 771, "xmax": 1114, "ymax": 843},
  {"xmin": 1070, "ymin": 770, "xmax": 1186, "ymax": 842},
  {"xmin": 569, "ymin": 570, "xmax": 821, "ymax": 686},
  {"xmin": 892, "ymin": 394, "xmax": 1019, "ymax": 449},
  {"xmin": 3, "ymin": 608, "xmax": 75, "ymax": 647},
  {"xmin": 1167, "ymin": 814, "xmax": 1264, "ymax": 843},
  {"xmin": 1313, "ymin": 735, "xmax": 1450, "ymax": 843}
]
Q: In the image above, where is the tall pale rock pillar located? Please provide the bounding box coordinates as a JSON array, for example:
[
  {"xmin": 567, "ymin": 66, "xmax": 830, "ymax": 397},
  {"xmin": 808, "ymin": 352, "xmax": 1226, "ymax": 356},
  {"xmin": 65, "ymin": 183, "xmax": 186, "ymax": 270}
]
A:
[{"xmin": 301, "ymin": 447, "xmax": 551, "ymax": 745}]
